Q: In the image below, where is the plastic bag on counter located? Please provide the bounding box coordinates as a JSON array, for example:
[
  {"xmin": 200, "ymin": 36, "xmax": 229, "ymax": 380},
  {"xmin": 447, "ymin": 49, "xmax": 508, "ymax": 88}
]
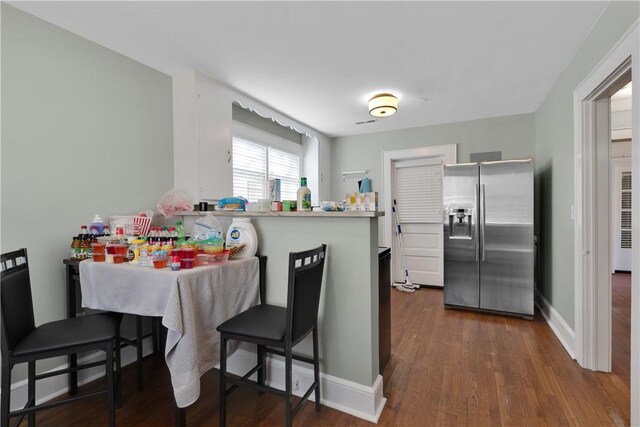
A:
[
  {"xmin": 157, "ymin": 189, "xmax": 193, "ymax": 218},
  {"xmin": 217, "ymin": 197, "xmax": 247, "ymax": 211},
  {"xmin": 191, "ymin": 213, "xmax": 223, "ymax": 241}
]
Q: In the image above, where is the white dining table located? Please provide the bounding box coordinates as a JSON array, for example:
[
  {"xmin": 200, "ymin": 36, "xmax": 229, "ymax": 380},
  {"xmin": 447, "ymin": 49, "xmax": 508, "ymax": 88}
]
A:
[{"xmin": 79, "ymin": 257, "xmax": 260, "ymax": 409}]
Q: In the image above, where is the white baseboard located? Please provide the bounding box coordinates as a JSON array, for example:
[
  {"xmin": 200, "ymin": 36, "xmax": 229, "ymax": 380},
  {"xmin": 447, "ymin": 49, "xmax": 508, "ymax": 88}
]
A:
[
  {"xmin": 225, "ymin": 349, "xmax": 386, "ymax": 423},
  {"xmin": 535, "ymin": 289, "xmax": 576, "ymax": 359},
  {"xmin": 6, "ymin": 338, "xmax": 154, "ymax": 411},
  {"xmin": 5, "ymin": 342, "xmax": 387, "ymax": 424}
]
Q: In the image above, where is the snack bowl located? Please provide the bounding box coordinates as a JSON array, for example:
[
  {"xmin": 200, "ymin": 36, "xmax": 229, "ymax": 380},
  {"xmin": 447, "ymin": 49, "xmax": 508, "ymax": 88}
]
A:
[
  {"xmin": 199, "ymin": 239, "xmax": 224, "ymax": 254},
  {"xmin": 194, "ymin": 250, "xmax": 229, "ymax": 266},
  {"xmin": 178, "ymin": 242, "xmax": 198, "ymax": 250}
]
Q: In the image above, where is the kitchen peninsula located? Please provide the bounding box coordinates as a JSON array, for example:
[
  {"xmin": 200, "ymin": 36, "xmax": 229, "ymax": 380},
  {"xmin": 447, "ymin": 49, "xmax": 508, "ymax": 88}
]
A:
[{"xmin": 173, "ymin": 209, "xmax": 386, "ymax": 421}]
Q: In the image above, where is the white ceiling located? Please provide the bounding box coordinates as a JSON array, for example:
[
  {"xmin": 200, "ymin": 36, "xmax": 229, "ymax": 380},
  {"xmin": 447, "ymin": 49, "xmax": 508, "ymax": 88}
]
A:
[{"xmin": 9, "ymin": 1, "xmax": 609, "ymax": 138}]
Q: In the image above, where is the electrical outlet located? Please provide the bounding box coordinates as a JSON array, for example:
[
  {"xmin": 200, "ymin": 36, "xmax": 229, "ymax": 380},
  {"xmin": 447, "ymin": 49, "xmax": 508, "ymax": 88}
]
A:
[{"xmin": 294, "ymin": 375, "xmax": 300, "ymax": 391}]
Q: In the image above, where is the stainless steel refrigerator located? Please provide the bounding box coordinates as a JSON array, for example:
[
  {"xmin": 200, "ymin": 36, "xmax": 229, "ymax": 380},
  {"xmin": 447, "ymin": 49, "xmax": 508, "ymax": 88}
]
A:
[{"xmin": 443, "ymin": 159, "xmax": 534, "ymax": 318}]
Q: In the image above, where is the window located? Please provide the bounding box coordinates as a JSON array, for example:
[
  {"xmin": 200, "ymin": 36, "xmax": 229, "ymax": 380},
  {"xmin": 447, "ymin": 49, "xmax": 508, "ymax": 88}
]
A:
[{"xmin": 232, "ymin": 122, "xmax": 301, "ymax": 202}]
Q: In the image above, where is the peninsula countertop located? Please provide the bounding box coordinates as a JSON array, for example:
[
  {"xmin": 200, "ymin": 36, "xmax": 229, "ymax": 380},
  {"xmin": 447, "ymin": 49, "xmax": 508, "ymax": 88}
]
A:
[{"xmin": 175, "ymin": 210, "xmax": 384, "ymax": 218}]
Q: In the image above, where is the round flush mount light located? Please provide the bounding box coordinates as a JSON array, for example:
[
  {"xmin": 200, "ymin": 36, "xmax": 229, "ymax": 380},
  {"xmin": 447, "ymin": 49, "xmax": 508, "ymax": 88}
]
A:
[{"xmin": 368, "ymin": 93, "xmax": 398, "ymax": 117}]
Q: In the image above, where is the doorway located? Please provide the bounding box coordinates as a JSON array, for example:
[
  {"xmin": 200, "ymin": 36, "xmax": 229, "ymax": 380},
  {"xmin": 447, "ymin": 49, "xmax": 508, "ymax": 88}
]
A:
[
  {"xmin": 392, "ymin": 157, "xmax": 444, "ymax": 287},
  {"xmin": 573, "ymin": 21, "xmax": 638, "ymax": 426},
  {"xmin": 381, "ymin": 144, "xmax": 457, "ymax": 283},
  {"xmin": 610, "ymin": 82, "xmax": 633, "ymax": 386}
]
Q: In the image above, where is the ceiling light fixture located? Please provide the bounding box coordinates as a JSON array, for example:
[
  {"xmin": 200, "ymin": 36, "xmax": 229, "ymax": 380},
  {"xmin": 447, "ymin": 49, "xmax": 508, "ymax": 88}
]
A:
[{"xmin": 368, "ymin": 93, "xmax": 398, "ymax": 117}]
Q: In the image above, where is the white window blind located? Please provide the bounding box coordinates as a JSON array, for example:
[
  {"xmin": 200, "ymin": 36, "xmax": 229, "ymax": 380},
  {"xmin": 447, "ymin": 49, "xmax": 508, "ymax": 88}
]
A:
[
  {"xmin": 232, "ymin": 131, "xmax": 301, "ymax": 202},
  {"xmin": 268, "ymin": 148, "xmax": 299, "ymax": 201},
  {"xmin": 620, "ymin": 171, "xmax": 632, "ymax": 249},
  {"xmin": 233, "ymin": 138, "xmax": 267, "ymax": 201},
  {"xmin": 394, "ymin": 161, "xmax": 442, "ymax": 223}
]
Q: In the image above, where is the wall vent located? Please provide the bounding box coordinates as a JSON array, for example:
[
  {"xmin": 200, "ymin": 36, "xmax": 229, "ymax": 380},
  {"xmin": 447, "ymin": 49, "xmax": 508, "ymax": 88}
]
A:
[{"xmin": 355, "ymin": 119, "xmax": 377, "ymax": 125}]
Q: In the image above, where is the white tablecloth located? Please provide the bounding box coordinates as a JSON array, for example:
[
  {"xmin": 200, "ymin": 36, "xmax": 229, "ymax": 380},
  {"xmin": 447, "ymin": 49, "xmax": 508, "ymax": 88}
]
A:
[{"xmin": 79, "ymin": 258, "xmax": 260, "ymax": 407}]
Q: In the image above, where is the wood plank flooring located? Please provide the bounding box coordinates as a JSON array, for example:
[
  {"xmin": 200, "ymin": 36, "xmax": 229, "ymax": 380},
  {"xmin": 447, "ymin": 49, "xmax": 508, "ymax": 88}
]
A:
[
  {"xmin": 612, "ymin": 273, "xmax": 631, "ymax": 386},
  {"xmin": 31, "ymin": 287, "xmax": 630, "ymax": 426}
]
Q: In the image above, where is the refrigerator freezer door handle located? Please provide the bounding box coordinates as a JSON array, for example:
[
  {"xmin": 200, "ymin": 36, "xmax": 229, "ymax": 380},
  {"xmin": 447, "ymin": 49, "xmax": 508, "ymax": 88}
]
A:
[
  {"xmin": 480, "ymin": 184, "xmax": 486, "ymax": 261},
  {"xmin": 475, "ymin": 184, "xmax": 479, "ymax": 261}
]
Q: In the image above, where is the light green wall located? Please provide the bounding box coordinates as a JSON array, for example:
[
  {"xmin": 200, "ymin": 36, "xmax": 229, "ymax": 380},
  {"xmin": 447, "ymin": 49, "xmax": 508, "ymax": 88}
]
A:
[
  {"xmin": 534, "ymin": 1, "xmax": 640, "ymax": 328},
  {"xmin": 251, "ymin": 216, "xmax": 379, "ymax": 385},
  {"xmin": 1, "ymin": 3, "xmax": 173, "ymax": 378},
  {"xmin": 331, "ymin": 113, "xmax": 535, "ymax": 201}
]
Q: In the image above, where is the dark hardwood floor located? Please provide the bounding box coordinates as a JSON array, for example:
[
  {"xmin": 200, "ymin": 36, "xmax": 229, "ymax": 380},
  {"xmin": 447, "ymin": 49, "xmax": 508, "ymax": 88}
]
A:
[
  {"xmin": 31, "ymin": 287, "xmax": 630, "ymax": 426},
  {"xmin": 612, "ymin": 273, "xmax": 631, "ymax": 387}
]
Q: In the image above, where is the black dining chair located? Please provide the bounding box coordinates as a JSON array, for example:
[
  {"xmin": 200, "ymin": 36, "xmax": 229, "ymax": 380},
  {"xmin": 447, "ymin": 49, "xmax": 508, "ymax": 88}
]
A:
[
  {"xmin": 1, "ymin": 249, "xmax": 122, "ymax": 427},
  {"xmin": 217, "ymin": 244, "xmax": 327, "ymax": 427}
]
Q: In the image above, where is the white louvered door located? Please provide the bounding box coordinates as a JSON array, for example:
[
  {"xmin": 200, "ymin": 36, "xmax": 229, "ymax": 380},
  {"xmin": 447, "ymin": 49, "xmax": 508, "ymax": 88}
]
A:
[
  {"xmin": 613, "ymin": 160, "xmax": 632, "ymax": 272},
  {"xmin": 393, "ymin": 158, "xmax": 443, "ymax": 287}
]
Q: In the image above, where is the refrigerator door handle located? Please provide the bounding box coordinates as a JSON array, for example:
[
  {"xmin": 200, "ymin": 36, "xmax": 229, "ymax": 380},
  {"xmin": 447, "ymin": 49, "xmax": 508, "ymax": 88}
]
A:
[
  {"xmin": 475, "ymin": 184, "xmax": 479, "ymax": 261},
  {"xmin": 480, "ymin": 184, "xmax": 486, "ymax": 261}
]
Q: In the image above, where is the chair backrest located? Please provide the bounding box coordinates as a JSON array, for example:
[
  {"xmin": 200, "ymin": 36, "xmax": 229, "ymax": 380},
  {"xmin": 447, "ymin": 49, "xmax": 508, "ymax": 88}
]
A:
[
  {"xmin": 1, "ymin": 248, "xmax": 36, "ymax": 355},
  {"xmin": 286, "ymin": 244, "xmax": 327, "ymax": 344}
]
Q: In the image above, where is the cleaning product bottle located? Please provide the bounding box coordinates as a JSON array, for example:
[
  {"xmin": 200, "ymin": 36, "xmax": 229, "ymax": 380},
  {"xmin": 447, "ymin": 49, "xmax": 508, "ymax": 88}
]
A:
[
  {"xmin": 297, "ymin": 177, "xmax": 312, "ymax": 211},
  {"xmin": 225, "ymin": 218, "xmax": 258, "ymax": 258}
]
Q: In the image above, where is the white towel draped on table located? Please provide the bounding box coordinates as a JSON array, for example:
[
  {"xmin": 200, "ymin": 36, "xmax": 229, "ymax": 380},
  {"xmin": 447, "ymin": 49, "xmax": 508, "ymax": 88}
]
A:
[{"xmin": 79, "ymin": 258, "xmax": 260, "ymax": 407}]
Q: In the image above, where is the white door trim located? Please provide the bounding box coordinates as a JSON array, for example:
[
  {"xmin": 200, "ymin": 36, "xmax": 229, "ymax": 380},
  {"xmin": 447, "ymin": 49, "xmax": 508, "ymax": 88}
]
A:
[
  {"xmin": 573, "ymin": 19, "xmax": 639, "ymax": 425},
  {"xmin": 382, "ymin": 145, "xmax": 456, "ymax": 284}
]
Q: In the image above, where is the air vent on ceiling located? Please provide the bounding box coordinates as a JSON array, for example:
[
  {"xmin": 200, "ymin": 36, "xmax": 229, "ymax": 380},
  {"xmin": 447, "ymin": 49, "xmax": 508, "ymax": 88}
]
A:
[{"xmin": 355, "ymin": 119, "xmax": 377, "ymax": 125}]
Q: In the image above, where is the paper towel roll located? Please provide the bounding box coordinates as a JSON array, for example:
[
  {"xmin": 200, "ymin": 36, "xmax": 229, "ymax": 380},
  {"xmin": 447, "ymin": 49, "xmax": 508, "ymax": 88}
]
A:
[{"xmin": 359, "ymin": 177, "xmax": 371, "ymax": 193}]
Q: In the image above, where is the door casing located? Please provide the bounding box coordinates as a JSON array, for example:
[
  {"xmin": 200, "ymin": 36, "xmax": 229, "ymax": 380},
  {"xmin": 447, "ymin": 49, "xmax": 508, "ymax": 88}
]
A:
[{"xmin": 573, "ymin": 19, "xmax": 639, "ymax": 426}]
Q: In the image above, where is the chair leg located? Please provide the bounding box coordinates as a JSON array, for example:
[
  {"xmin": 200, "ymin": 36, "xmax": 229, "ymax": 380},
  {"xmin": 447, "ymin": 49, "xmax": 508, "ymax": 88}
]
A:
[
  {"xmin": 285, "ymin": 345, "xmax": 292, "ymax": 427},
  {"xmin": 313, "ymin": 327, "xmax": 321, "ymax": 411},
  {"xmin": 136, "ymin": 315, "xmax": 144, "ymax": 391},
  {"xmin": 1, "ymin": 361, "xmax": 10, "ymax": 427},
  {"xmin": 115, "ymin": 334, "xmax": 123, "ymax": 408},
  {"xmin": 219, "ymin": 335, "xmax": 227, "ymax": 427},
  {"xmin": 152, "ymin": 317, "xmax": 160, "ymax": 353},
  {"xmin": 257, "ymin": 345, "xmax": 265, "ymax": 387},
  {"xmin": 28, "ymin": 360, "xmax": 35, "ymax": 427},
  {"xmin": 105, "ymin": 344, "xmax": 115, "ymax": 427}
]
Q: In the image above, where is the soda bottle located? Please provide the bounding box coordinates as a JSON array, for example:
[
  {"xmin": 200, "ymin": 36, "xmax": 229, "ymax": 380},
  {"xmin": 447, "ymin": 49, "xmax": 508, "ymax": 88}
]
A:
[
  {"xmin": 175, "ymin": 221, "xmax": 185, "ymax": 244},
  {"xmin": 168, "ymin": 227, "xmax": 177, "ymax": 246}
]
